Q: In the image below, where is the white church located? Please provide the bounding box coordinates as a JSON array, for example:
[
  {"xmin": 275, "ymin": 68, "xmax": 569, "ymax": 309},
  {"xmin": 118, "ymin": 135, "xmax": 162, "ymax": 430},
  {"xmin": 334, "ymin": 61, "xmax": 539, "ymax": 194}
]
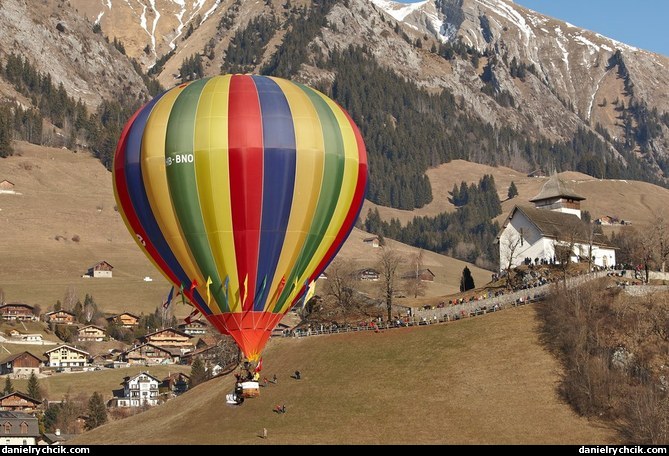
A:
[{"xmin": 497, "ymin": 173, "xmax": 616, "ymax": 272}]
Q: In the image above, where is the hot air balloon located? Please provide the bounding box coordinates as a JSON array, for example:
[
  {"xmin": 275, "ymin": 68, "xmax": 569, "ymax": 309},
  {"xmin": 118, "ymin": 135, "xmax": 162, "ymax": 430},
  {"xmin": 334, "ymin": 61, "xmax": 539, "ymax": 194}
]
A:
[{"xmin": 113, "ymin": 74, "xmax": 367, "ymax": 363}]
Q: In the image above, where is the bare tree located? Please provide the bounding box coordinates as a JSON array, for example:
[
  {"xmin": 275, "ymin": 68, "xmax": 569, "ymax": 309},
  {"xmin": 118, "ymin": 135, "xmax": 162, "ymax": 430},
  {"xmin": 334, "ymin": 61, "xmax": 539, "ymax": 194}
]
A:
[
  {"xmin": 500, "ymin": 231, "xmax": 523, "ymax": 290},
  {"xmin": 652, "ymin": 213, "xmax": 669, "ymax": 273},
  {"xmin": 404, "ymin": 249, "xmax": 426, "ymax": 299},
  {"xmin": 323, "ymin": 259, "xmax": 358, "ymax": 310},
  {"xmin": 377, "ymin": 246, "xmax": 405, "ymax": 322},
  {"xmin": 552, "ymin": 217, "xmax": 584, "ymax": 285},
  {"xmin": 63, "ymin": 286, "xmax": 78, "ymax": 311},
  {"xmin": 627, "ymin": 227, "xmax": 655, "ymax": 283},
  {"xmin": 210, "ymin": 333, "xmax": 242, "ymax": 371}
]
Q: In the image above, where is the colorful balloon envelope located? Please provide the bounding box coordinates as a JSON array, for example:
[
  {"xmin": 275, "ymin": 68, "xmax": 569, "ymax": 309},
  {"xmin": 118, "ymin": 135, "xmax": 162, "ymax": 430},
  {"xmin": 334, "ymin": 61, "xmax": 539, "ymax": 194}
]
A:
[{"xmin": 113, "ymin": 74, "xmax": 368, "ymax": 361}]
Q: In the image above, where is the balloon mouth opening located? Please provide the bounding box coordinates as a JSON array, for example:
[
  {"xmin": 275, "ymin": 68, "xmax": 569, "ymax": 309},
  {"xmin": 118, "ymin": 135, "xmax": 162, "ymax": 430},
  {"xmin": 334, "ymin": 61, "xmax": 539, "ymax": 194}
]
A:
[{"xmin": 246, "ymin": 353, "xmax": 261, "ymax": 363}]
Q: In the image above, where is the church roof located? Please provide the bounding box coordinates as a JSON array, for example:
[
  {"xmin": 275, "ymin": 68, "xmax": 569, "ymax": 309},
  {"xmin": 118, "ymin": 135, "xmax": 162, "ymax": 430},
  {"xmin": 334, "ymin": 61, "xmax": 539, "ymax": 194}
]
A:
[
  {"xmin": 514, "ymin": 206, "xmax": 584, "ymax": 240},
  {"xmin": 509, "ymin": 206, "xmax": 614, "ymax": 248},
  {"xmin": 529, "ymin": 173, "xmax": 585, "ymax": 202}
]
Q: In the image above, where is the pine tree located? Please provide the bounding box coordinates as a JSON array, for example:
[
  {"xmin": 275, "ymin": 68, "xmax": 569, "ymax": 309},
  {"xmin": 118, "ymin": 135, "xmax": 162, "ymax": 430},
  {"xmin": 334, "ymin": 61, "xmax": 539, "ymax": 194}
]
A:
[
  {"xmin": 190, "ymin": 357, "xmax": 209, "ymax": 387},
  {"xmin": 85, "ymin": 392, "xmax": 108, "ymax": 430},
  {"xmin": 3, "ymin": 376, "xmax": 14, "ymax": 395},
  {"xmin": 460, "ymin": 266, "xmax": 475, "ymax": 292},
  {"xmin": 72, "ymin": 300, "xmax": 83, "ymax": 322},
  {"xmin": 508, "ymin": 181, "xmax": 519, "ymax": 199},
  {"xmin": 0, "ymin": 106, "xmax": 13, "ymax": 158},
  {"xmin": 27, "ymin": 371, "xmax": 42, "ymax": 400}
]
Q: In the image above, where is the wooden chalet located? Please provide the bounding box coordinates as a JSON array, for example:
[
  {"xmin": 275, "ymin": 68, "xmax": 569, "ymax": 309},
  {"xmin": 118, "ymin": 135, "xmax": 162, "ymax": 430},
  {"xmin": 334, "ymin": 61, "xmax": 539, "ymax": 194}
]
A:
[
  {"xmin": 138, "ymin": 328, "xmax": 192, "ymax": 348},
  {"xmin": 106, "ymin": 312, "xmax": 139, "ymax": 328},
  {"xmin": 358, "ymin": 268, "xmax": 380, "ymax": 281},
  {"xmin": 0, "ymin": 392, "xmax": 42, "ymax": 412},
  {"xmin": 122, "ymin": 343, "xmax": 181, "ymax": 365},
  {"xmin": 86, "ymin": 261, "xmax": 113, "ymax": 278},
  {"xmin": 76, "ymin": 325, "xmax": 106, "ymax": 342},
  {"xmin": 401, "ymin": 268, "xmax": 436, "ymax": 282},
  {"xmin": 0, "ymin": 303, "xmax": 36, "ymax": 321},
  {"xmin": 0, "ymin": 352, "xmax": 41, "ymax": 377},
  {"xmin": 44, "ymin": 310, "xmax": 76, "ymax": 325}
]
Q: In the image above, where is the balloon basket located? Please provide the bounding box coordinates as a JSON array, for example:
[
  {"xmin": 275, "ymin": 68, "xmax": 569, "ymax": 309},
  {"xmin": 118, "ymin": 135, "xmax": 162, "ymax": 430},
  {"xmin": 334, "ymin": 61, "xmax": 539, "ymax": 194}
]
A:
[{"xmin": 242, "ymin": 381, "xmax": 260, "ymax": 398}]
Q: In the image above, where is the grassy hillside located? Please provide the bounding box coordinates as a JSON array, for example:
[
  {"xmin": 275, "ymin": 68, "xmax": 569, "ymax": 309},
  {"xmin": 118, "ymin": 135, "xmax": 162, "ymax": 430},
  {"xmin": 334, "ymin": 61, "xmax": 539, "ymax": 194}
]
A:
[
  {"xmin": 0, "ymin": 142, "xmax": 492, "ymax": 315},
  {"xmin": 0, "ymin": 142, "xmax": 172, "ymax": 315},
  {"xmin": 72, "ymin": 304, "xmax": 617, "ymax": 445}
]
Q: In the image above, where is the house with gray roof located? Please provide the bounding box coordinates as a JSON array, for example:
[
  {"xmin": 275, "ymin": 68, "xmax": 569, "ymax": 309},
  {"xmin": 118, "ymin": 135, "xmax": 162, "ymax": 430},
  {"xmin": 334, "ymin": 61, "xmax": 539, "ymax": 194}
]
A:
[{"xmin": 0, "ymin": 411, "xmax": 40, "ymax": 445}]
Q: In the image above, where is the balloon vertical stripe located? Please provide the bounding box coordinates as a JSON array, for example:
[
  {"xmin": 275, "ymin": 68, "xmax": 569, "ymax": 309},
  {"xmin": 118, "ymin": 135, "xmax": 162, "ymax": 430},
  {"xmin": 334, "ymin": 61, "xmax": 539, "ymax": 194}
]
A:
[
  {"xmin": 253, "ymin": 75, "xmax": 296, "ymax": 311},
  {"xmin": 228, "ymin": 75, "xmax": 263, "ymax": 311},
  {"xmin": 194, "ymin": 75, "xmax": 236, "ymax": 313}
]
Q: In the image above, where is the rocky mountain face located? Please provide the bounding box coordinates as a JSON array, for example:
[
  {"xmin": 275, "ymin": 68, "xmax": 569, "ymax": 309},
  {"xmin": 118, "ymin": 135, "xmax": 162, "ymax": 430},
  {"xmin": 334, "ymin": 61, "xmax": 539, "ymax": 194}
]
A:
[
  {"xmin": 2, "ymin": 0, "xmax": 669, "ymax": 194},
  {"xmin": 0, "ymin": 0, "xmax": 148, "ymax": 109}
]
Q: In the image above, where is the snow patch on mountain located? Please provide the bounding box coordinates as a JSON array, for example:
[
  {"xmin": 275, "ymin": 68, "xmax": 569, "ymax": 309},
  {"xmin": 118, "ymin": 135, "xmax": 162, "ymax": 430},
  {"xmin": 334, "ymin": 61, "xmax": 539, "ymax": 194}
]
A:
[
  {"xmin": 370, "ymin": 0, "xmax": 428, "ymax": 21},
  {"xmin": 475, "ymin": 0, "xmax": 534, "ymax": 47}
]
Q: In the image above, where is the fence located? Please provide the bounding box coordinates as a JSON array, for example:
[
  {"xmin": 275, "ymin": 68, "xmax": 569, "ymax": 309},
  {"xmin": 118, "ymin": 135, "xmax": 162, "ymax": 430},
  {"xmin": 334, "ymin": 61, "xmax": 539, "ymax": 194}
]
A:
[{"xmin": 282, "ymin": 270, "xmax": 611, "ymax": 339}]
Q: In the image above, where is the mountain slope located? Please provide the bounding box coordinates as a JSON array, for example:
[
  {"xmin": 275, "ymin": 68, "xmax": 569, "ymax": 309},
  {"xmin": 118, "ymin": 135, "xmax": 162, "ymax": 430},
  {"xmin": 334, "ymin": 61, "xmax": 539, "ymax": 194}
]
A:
[{"xmin": 3, "ymin": 0, "xmax": 669, "ymax": 202}]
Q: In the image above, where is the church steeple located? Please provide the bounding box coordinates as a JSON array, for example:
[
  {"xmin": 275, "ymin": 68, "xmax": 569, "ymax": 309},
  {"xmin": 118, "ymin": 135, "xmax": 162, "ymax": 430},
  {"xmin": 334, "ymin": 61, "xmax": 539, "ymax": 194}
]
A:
[{"xmin": 529, "ymin": 172, "xmax": 585, "ymax": 218}]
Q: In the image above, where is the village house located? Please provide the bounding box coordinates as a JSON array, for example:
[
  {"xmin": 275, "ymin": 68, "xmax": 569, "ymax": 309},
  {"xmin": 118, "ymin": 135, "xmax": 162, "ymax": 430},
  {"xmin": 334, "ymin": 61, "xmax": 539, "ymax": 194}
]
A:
[
  {"xmin": 362, "ymin": 236, "xmax": 380, "ymax": 248},
  {"xmin": 595, "ymin": 215, "xmax": 616, "ymax": 225},
  {"xmin": 0, "ymin": 180, "xmax": 15, "ymax": 193},
  {"xmin": 162, "ymin": 372, "xmax": 190, "ymax": 395},
  {"xmin": 195, "ymin": 336, "xmax": 217, "ymax": 350},
  {"xmin": 41, "ymin": 429, "xmax": 76, "ymax": 445},
  {"xmin": 138, "ymin": 328, "xmax": 193, "ymax": 350},
  {"xmin": 0, "ymin": 392, "xmax": 42, "ymax": 412},
  {"xmin": 180, "ymin": 345, "xmax": 219, "ymax": 367},
  {"xmin": 105, "ymin": 312, "xmax": 139, "ymax": 328},
  {"xmin": 0, "ymin": 352, "xmax": 42, "ymax": 377},
  {"xmin": 76, "ymin": 325, "xmax": 106, "ymax": 342},
  {"xmin": 43, "ymin": 345, "xmax": 90, "ymax": 369},
  {"xmin": 272, "ymin": 322, "xmax": 293, "ymax": 337},
  {"xmin": 44, "ymin": 310, "xmax": 76, "ymax": 325},
  {"xmin": 0, "ymin": 411, "xmax": 40, "ymax": 445},
  {"xmin": 358, "ymin": 268, "xmax": 380, "ymax": 281},
  {"xmin": 0, "ymin": 303, "xmax": 36, "ymax": 321},
  {"xmin": 7, "ymin": 332, "xmax": 44, "ymax": 343},
  {"xmin": 110, "ymin": 372, "xmax": 161, "ymax": 408},
  {"xmin": 122, "ymin": 343, "xmax": 181, "ymax": 365},
  {"xmin": 86, "ymin": 261, "xmax": 113, "ymax": 278},
  {"xmin": 497, "ymin": 173, "xmax": 616, "ymax": 271},
  {"xmin": 177, "ymin": 320, "xmax": 208, "ymax": 336},
  {"xmin": 401, "ymin": 268, "xmax": 436, "ymax": 282}
]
